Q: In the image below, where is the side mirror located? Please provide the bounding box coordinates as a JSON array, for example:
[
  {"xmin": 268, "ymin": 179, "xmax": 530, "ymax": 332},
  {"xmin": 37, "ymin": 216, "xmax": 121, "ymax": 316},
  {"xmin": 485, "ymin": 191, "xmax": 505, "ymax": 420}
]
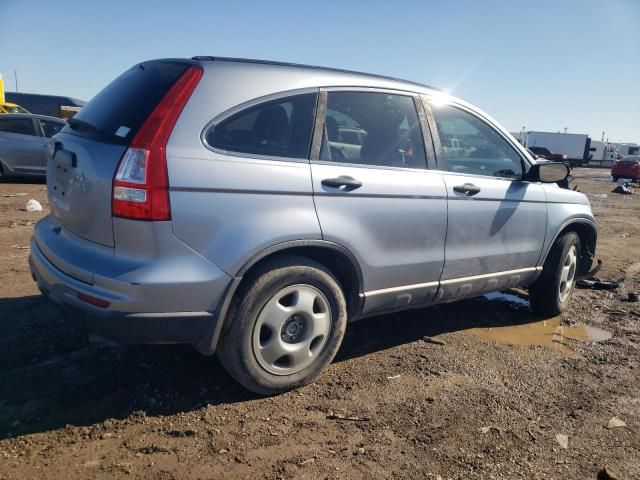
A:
[{"xmin": 526, "ymin": 162, "xmax": 570, "ymax": 183}]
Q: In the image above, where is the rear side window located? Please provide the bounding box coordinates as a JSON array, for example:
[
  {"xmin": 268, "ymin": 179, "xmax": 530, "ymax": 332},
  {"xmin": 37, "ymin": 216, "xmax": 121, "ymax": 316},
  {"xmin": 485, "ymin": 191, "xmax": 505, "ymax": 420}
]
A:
[
  {"xmin": 64, "ymin": 61, "xmax": 190, "ymax": 144},
  {"xmin": 431, "ymin": 104, "xmax": 523, "ymax": 179},
  {"xmin": 0, "ymin": 118, "xmax": 35, "ymax": 136},
  {"xmin": 320, "ymin": 91, "xmax": 427, "ymax": 169},
  {"xmin": 205, "ymin": 93, "xmax": 318, "ymax": 160},
  {"xmin": 41, "ymin": 120, "xmax": 64, "ymax": 138}
]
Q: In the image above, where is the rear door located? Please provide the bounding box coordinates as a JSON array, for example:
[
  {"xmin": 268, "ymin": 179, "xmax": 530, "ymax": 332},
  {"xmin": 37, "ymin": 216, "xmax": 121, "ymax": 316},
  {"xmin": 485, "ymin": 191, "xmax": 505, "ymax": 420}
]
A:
[
  {"xmin": 426, "ymin": 99, "xmax": 547, "ymax": 301},
  {"xmin": 48, "ymin": 60, "xmax": 193, "ymax": 247},
  {"xmin": 310, "ymin": 89, "xmax": 447, "ymax": 314},
  {"xmin": 0, "ymin": 117, "xmax": 46, "ymax": 174}
]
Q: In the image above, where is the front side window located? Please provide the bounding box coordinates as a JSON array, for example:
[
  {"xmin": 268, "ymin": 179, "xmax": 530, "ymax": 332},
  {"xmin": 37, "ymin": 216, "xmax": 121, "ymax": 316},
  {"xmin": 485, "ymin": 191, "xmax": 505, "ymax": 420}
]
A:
[
  {"xmin": 206, "ymin": 93, "xmax": 317, "ymax": 159},
  {"xmin": 320, "ymin": 91, "xmax": 427, "ymax": 169},
  {"xmin": 0, "ymin": 118, "xmax": 36, "ymax": 136},
  {"xmin": 41, "ymin": 120, "xmax": 64, "ymax": 138},
  {"xmin": 430, "ymin": 104, "xmax": 523, "ymax": 179}
]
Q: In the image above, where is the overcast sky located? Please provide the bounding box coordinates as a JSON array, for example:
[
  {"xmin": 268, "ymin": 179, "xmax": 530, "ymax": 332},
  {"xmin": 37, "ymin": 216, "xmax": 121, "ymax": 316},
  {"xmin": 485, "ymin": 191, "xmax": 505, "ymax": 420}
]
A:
[{"xmin": 1, "ymin": 0, "xmax": 638, "ymax": 143}]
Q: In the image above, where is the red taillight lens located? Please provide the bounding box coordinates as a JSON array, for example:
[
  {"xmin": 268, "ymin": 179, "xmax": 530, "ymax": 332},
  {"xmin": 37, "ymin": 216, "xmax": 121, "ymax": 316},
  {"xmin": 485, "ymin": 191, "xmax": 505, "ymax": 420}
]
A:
[{"xmin": 112, "ymin": 65, "xmax": 203, "ymax": 220}]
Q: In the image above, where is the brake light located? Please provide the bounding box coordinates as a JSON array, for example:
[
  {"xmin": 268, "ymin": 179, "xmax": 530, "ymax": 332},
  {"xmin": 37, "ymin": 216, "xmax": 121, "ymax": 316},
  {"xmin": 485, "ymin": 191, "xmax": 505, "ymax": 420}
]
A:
[{"xmin": 112, "ymin": 65, "xmax": 203, "ymax": 220}]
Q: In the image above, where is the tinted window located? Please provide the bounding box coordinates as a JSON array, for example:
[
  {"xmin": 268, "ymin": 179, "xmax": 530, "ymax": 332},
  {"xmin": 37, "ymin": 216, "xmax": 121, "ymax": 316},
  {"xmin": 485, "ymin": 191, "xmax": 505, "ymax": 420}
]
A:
[
  {"xmin": 65, "ymin": 61, "xmax": 190, "ymax": 145},
  {"xmin": 320, "ymin": 91, "xmax": 427, "ymax": 169},
  {"xmin": 0, "ymin": 118, "xmax": 35, "ymax": 136},
  {"xmin": 431, "ymin": 104, "xmax": 522, "ymax": 179},
  {"xmin": 206, "ymin": 93, "xmax": 317, "ymax": 159},
  {"xmin": 41, "ymin": 120, "xmax": 64, "ymax": 138}
]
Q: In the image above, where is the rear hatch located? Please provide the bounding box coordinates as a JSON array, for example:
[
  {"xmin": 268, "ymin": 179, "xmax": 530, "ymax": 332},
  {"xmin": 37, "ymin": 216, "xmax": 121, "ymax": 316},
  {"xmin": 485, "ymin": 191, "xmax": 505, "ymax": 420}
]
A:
[{"xmin": 48, "ymin": 60, "xmax": 194, "ymax": 247}]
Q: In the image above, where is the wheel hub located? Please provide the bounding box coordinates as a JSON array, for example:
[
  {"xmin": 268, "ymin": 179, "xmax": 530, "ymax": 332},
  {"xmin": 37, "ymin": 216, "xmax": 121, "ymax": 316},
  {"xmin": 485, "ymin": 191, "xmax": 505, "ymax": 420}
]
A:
[{"xmin": 282, "ymin": 315, "xmax": 305, "ymax": 343}]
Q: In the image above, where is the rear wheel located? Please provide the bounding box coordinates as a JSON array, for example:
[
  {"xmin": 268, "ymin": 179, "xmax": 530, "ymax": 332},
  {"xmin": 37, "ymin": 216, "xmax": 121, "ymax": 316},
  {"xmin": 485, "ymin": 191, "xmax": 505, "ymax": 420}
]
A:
[
  {"xmin": 612, "ymin": 176, "xmax": 619, "ymax": 182},
  {"xmin": 217, "ymin": 256, "xmax": 347, "ymax": 395},
  {"xmin": 529, "ymin": 232, "xmax": 580, "ymax": 317}
]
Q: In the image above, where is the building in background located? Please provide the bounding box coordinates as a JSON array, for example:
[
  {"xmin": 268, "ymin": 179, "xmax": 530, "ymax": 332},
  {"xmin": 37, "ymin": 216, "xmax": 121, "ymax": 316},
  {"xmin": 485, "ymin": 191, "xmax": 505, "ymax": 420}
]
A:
[{"xmin": 5, "ymin": 92, "xmax": 85, "ymax": 119}]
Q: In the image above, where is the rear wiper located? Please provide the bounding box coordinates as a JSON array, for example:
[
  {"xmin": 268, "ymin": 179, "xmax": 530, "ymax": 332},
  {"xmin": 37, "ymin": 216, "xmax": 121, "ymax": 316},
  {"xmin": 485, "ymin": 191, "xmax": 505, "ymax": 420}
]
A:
[{"xmin": 67, "ymin": 117, "xmax": 103, "ymax": 134}]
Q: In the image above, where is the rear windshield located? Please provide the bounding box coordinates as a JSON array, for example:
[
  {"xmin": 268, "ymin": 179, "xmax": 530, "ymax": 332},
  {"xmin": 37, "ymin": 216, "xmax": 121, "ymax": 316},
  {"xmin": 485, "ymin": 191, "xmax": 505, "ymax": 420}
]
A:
[{"xmin": 63, "ymin": 61, "xmax": 190, "ymax": 145}]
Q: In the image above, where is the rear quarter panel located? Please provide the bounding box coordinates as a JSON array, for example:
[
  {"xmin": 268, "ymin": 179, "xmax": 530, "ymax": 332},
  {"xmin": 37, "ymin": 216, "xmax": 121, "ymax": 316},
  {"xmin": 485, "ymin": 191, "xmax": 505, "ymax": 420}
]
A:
[{"xmin": 166, "ymin": 153, "xmax": 322, "ymax": 276}]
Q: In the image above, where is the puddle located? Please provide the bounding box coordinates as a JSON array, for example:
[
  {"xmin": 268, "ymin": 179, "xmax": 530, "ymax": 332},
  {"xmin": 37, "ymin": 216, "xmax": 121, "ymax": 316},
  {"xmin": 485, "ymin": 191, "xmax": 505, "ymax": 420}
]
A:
[{"xmin": 465, "ymin": 317, "xmax": 613, "ymax": 355}]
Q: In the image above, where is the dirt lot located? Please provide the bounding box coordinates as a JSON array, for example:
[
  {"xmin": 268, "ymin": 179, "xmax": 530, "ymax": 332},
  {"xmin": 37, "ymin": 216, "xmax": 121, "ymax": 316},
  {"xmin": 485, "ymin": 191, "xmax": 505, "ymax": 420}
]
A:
[{"xmin": 0, "ymin": 169, "xmax": 638, "ymax": 479}]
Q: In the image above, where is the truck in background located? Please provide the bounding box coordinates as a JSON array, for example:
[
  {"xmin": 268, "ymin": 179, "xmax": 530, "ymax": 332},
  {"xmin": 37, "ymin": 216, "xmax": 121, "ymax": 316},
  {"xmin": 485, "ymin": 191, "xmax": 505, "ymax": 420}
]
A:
[
  {"xmin": 523, "ymin": 131, "xmax": 591, "ymax": 167},
  {"xmin": 5, "ymin": 92, "xmax": 85, "ymax": 119},
  {"xmin": 612, "ymin": 143, "xmax": 640, "ymax": 158},
  {"xmin": 587, "ymin": 140, "xmax": 617, "ymax": 167}
]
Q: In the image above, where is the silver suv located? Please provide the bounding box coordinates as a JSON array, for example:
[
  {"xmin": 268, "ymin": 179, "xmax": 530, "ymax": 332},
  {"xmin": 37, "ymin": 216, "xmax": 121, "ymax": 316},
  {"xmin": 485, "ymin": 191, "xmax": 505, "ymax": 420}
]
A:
[{"xmin": 30, "ymin": 57, "xmax": 597, "ymax": 394}]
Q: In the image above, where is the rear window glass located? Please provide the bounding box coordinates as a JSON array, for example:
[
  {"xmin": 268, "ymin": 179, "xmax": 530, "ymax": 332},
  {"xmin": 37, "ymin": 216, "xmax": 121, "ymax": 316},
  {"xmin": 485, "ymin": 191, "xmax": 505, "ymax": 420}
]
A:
[
  {"xmin": 41, "ymin": 120, "xmax": 64, "ymax": 138},
  {"xmin": 64, "ymin": 61, "xmax": 190, "ymax": 144}
]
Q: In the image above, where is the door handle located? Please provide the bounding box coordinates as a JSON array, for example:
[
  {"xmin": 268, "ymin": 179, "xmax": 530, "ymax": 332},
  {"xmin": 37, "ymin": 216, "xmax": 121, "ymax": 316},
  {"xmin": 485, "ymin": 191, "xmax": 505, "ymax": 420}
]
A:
[
  {"xmin": 453, "ymin": 183, "xmax": 481, "ymax": 196},
  {"xmin": 321, "ymin": 176, "xmax": 363, "ymax": 191}
]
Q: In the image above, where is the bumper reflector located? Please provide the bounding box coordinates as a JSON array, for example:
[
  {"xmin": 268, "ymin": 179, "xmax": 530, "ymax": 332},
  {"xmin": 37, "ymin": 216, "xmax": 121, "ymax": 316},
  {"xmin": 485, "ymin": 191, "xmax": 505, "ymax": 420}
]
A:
[{"xmin": 77, "ymin": 292, "xmax": 111, "ymax": 309}]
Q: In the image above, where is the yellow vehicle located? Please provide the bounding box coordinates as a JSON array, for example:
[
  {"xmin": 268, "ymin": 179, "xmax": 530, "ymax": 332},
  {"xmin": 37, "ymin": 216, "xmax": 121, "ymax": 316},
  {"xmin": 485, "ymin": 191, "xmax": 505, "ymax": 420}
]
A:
[{"xmin": 0, "ymin": 102, "xmax": 31, "ymax": 114}]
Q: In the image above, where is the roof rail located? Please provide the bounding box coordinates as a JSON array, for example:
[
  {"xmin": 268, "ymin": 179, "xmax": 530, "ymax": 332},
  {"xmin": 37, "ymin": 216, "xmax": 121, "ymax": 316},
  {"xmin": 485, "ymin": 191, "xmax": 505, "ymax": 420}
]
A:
[{"xmin": 191, "ymin": 56, "xmax": 440, "ymax": 91}]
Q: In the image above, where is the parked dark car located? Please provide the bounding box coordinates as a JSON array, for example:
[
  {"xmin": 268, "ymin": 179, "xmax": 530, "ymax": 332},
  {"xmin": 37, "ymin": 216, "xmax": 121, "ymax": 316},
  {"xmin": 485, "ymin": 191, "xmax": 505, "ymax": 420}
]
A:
[
  {"xmin": 5, "ymin": 92, "xmax": 85, "ymax": 119},
  {"xmin": 0, "ymin": 114, "xmax": 65, "ymax": 178},
  {"xmin": 528, "ymin": 146, "xmax": 568, "ymax": 162}
]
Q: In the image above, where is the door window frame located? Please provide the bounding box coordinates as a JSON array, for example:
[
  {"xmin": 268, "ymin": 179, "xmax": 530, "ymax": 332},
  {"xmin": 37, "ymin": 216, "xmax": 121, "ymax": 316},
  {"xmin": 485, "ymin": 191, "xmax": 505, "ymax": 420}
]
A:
[
  {"xmin": 421, "ymin": 94, "xmax": 533, "ymax": 181},
  {"xmin": 309, "ymin": 87, "xmax": 436, "ymax": 172}
]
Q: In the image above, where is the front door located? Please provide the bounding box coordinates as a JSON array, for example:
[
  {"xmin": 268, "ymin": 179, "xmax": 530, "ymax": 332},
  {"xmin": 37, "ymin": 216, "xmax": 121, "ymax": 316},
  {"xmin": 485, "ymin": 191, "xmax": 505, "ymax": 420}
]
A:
[
  {"xmin": 310, "ymin": 89, "xmax": 448, "ymax": 314},
  {"xmin": 426, "ymin": 100, "xmax": 547, "ymax": 301}
]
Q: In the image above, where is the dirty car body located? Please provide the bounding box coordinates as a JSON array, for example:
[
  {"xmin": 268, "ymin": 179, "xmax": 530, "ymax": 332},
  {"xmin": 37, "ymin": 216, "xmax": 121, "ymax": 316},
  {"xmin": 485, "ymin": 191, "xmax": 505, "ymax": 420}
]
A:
[{"xmin": 29, "ymin": 57, "xmax": 597, "ymax": 393}]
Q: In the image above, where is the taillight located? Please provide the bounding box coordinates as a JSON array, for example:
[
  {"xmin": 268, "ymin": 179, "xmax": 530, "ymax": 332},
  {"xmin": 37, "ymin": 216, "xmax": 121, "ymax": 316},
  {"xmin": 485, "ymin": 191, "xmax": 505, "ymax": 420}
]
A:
[{"xmin": 112, "ymin": 65, "xmax": 203, "ymax": 220}]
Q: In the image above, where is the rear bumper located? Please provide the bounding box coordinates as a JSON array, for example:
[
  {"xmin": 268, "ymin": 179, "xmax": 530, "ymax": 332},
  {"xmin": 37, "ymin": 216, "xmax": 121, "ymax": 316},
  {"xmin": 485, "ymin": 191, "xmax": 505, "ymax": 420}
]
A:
[
  {"xmin": 29, "ymin": 220, "xmax": 233, "ymax": 354},
  {"xmin": 611, "ymin": 167, "xmax": 640, "ymax": 178}
]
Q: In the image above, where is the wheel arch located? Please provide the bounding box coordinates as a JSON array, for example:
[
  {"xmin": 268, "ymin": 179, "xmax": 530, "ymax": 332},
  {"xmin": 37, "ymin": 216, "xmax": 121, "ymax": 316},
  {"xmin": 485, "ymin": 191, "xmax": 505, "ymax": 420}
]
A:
[
  {"xmin": 194, "ymin": 240, "xmax": 364, "ymax": 355},
  {"xmin": 541, "ymin": 218, "xmax": 597, "ymax": 276}
]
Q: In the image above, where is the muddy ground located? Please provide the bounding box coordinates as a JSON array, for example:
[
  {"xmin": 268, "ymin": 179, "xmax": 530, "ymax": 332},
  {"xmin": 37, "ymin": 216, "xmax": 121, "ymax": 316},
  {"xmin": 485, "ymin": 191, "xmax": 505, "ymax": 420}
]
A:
[{"xmin": 0, "ymin": 169, "xmax": 638, "ymax": 479}]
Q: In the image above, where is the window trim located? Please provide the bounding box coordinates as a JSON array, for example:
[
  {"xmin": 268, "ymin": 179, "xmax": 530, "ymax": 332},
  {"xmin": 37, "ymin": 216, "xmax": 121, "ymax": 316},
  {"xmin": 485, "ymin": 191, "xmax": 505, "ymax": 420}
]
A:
[
  {"xmin": 200, "ymin": 87, "xmax": 319, "ymax": 164},
  {"xmin": 309, "ymin": 87, "xmax": 433, "ymax": 172},
  {"xmin": 423, "ymin": 96, "xmax": 532, "ymax": 181}
]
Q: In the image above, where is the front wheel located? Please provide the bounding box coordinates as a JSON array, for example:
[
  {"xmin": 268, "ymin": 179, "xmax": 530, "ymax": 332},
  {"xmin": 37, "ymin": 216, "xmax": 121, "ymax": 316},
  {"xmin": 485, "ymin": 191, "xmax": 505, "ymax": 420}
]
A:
[
  {"xmin": 529, "ymin": 232, "xmax": 581, "ymax": 317},
  {"xmin": 217, "ymin": 256, "xmax": 347, "ymax": 395}
]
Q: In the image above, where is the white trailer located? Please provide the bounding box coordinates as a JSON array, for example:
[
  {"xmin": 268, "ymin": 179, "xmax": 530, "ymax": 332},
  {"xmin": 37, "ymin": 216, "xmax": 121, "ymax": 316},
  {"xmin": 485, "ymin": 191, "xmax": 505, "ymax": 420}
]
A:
[
  {"xmin": 612, "ymin": 143, "xmax": 640, "ymax": 157},
  {"xmin": 524, "ymin": 131, "xmax": 590, "ymax": 165},
  {"xmin": 587, "ymin": 141, "xmax": 616, "ymax": 167}
]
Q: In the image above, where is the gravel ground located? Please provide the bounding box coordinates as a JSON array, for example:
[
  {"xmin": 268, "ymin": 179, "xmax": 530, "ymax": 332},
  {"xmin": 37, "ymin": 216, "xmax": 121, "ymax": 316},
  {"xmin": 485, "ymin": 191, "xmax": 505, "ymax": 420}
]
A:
[{"xmin": 0, "ymin": 169, "xmax": 638, "ymax": 479}]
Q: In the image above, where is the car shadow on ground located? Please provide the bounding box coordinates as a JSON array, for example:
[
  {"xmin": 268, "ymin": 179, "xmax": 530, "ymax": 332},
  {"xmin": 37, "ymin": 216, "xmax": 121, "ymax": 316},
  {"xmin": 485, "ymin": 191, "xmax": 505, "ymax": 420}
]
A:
[
  {"xmin": 0, "ymin": 177, "xmax": 46, "ymax": 185},
  {"xmin": 0, "ymin": 291, "xmax": 539, "ymax": 439}
]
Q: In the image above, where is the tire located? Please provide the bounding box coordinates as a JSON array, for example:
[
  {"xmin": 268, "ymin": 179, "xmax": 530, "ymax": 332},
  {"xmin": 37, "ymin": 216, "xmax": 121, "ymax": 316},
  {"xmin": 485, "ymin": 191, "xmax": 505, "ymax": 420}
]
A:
[
  {"xmin": 529, "ymin": 232, "xmax": 581, "ymax": 317},
  {"xmin": 217, "ymin": 255, "xmax": 347, "ymax": 395},
  {"xmin": 612, "ymin": 176, "xmax": 619, "ymax": 182}
]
